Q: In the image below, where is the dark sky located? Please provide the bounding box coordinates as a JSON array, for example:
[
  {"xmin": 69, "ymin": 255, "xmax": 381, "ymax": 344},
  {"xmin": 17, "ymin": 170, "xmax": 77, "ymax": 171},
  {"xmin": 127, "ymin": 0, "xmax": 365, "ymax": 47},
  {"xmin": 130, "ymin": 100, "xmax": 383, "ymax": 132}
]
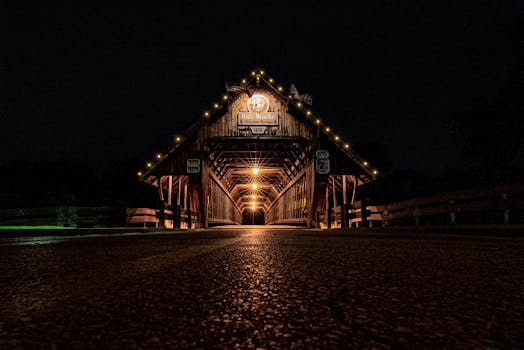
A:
[{"xmin": 3, "ymin": 1, "xmax": 522, "ymax": 176}]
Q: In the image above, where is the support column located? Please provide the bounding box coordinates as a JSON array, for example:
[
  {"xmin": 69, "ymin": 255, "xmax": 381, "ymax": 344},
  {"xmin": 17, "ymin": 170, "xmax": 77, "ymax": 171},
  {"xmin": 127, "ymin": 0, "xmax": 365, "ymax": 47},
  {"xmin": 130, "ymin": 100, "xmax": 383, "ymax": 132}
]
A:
[
  {"xmin": 326, "ymin": 185, "xmax": 332, "ymax": 229},
  {"xmin": 202, "ymin": 163, "xmax": 210, "ymax": 228},
  {"xmin": 167, "ymin": 175, "xmax": 173, "ymax": 205},
  {"xmin": 306, "ymin": 162, "xmax": 315, "ymax": 228},
  {"xmin": 350, "ymin": 176, "xmax": 359, "ymax": 228},
  {"xmin": 341, "ymin": 175, "xmax": 348, "ymax": 228},
  {"xmin": 174, "ymin": 177, "xmax": 181, "ymax": 229},
  {"xmin": 184, "ymin": 182, "xmax": 188, "ymax": 228},
  {"xmin": 157, "ymin": 177, "xmax": 165, "ymax": 228},
  {"xmin": 187, "ymin": 181, "xmax": 192, "ymax": 229},
  {"xmin": 332, "ymin": 176, "xmax": 337, "ymax": 208}
]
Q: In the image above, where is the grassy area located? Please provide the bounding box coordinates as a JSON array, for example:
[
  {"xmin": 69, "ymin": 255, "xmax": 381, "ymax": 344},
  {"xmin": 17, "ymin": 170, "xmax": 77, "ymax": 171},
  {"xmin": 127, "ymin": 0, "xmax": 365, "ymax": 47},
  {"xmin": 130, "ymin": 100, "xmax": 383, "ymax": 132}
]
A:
[{"xmin": 0, "ymin": 226, "xmax": 71, "ymax": 230}]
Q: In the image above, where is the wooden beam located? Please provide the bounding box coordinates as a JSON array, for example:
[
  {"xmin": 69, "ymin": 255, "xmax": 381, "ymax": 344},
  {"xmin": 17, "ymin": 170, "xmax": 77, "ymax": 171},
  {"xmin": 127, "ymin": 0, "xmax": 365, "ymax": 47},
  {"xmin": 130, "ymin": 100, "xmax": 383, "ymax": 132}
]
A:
[{"xmin": 168, "ymin": 175, "xmax": 173, "ymax": 205}]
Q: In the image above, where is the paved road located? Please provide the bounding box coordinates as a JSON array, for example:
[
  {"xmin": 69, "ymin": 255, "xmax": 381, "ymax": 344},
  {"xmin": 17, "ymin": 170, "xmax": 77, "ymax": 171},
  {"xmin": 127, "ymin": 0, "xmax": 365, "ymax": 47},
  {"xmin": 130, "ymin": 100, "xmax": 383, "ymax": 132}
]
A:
[{"xmin": 0, "ymin": 228, "xmax": 523, "ymax": 349}]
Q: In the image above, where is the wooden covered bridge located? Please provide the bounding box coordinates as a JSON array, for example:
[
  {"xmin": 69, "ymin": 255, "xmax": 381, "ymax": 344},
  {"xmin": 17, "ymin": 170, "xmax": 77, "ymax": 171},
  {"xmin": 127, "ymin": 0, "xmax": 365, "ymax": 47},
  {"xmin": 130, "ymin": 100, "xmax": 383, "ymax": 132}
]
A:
[{"xmin": 131, "ymin": 68, "xmax": 378, "ymax": 229}]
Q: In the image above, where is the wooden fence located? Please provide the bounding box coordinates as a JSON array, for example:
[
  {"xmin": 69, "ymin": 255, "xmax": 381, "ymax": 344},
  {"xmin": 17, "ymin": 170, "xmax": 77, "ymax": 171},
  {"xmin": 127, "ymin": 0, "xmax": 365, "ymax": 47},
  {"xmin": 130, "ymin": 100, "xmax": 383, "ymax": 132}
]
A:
[
  {"xmin": 0, "ymin": 206, "xmax": 125, "ymax": 228},
  {"xmin": 3, "ymin": 184, "xmax": 522, "ymax": 229},
  {"xmin": 126, "ymin": 207, "xmax": 199, "ymax": 229},
  {"xmin": 347, "ymin": 183, "xmax": 524, "ymax": 227}
]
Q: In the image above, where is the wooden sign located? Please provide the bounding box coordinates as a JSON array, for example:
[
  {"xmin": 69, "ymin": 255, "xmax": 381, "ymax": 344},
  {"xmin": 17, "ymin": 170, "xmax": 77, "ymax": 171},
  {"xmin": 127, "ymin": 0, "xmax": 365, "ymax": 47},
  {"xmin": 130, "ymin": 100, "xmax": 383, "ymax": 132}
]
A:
[
  {"xmin": 186, "ymin": 159, "xmax": 201, "ymax": 174},
  {"xmin": 315, "ymin": 150, "xmax": 330, "ymax": 174},
  {"xmin": 238, "ymin": 94, "xmax": 278, "ymax": 126}
]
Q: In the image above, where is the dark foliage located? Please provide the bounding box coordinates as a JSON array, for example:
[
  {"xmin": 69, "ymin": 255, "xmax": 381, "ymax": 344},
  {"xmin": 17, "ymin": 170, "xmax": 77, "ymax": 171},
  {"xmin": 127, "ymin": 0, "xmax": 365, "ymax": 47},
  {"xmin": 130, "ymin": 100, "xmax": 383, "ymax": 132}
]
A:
[{"xmin": 0, "ymin": 159, "xmax": 157, "ymax": 209}]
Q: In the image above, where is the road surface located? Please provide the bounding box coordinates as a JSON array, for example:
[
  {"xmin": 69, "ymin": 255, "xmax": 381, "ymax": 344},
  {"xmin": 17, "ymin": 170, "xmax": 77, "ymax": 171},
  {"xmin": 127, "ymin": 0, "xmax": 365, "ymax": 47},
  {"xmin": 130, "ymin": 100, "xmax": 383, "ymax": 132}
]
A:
[{"xmin": 0, "ymin": 227, "xmax": 523, "ymax": 349}]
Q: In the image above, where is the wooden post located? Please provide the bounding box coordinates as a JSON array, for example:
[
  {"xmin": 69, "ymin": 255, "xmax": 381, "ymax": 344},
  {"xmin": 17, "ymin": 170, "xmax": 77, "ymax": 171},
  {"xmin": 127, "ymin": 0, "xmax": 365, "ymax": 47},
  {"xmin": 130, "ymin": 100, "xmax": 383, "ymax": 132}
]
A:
[
  {"xmin": 175, "ymin": 177, "xmax": 181, "ymax": 229},
  {"xmin": 349, "ymin": 176, "xmax": 358, "ymax": 228},
  {"xmin": 341, "ymin": 175, "xmax": 348, "ymax": 228},
  {"xmin": 184, "ymin": 182, "xmax": 188, "ymax": 228},
  {"xmin": 332, "ymin": 176, "xmax": 337, "ymax": 208},
  {"xmin": 202, "ymin": 163, "xmax": 209, "ymax": 228},
  {"xmin": 361, "ymin": 197, "xmax": 368, "ymax": 228},
  {"xmin": 167, "ymin": 175, "xmax": 173, "ymax": 205},
  {"xmin": 187, "ymin": 181, "xmax": 192, "ymax": 229},
  {"xmin": 351, "ymin": 176, "xmax": 358, "ymax": 204},
  {"xmin": 307, "ymin": 162, "xmax": 315, "ymax": 228},
  {"xmin": 177, "ymin": 177, "xmax": 182, "ymax": 206},
  {"xmin": 326, "ymin": 184, "xmax": 331, "ymax": 229},
  {"xmin": 157, "ymin": 177, "xmax": 165, "ymax": 228},
  {"xmin": 157, "ymin": 177, "xmax": 164, "ymax": 202},
  {"xmin": 184, "ymin": 182, "xmax": 188, "ymax": 209}
]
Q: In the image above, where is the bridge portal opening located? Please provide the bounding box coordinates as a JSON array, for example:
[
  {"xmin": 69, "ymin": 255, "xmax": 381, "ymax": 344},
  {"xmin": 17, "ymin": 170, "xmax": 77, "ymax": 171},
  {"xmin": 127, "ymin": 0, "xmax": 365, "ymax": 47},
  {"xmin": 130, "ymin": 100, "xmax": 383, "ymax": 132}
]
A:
[{"xmin": 206, "ymin": 137, "xmax": 311, "ymax": 227}]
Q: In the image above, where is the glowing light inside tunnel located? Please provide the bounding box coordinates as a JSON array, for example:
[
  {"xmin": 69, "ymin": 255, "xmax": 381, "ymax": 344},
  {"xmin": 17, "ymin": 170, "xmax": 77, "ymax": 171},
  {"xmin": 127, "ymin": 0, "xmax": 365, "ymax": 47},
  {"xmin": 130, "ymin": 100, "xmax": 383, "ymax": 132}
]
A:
[
  {"xmin": 252, "ymin": 167, "xmax": 260, "ymax": 175},
  {"xmin": 251, "ymin": 183, "xmax": 258, "ymax": 189}
]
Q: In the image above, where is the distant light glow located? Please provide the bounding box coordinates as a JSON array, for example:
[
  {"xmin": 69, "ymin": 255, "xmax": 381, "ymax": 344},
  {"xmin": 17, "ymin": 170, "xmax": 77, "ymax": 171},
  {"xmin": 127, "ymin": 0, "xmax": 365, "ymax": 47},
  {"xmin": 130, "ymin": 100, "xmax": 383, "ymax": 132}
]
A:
[
  {"xmin": 213, "ymin": 103, "xmax": 219, "ymax": 108},
  {"xmin": 251, "ymin": 71, "xmax": 256, "ymax": 76},
  {"xmin": 373, "ymin": 170, "xmax": 378, "ymax": 175},
  {"xmin": 259, "ymin": 70, "xmax": 265, "ymax": 75},
  {"xmin": 325, "ymin": 127, "xmax": 330, "ymax": 132},
  {"xmin": 223, "ymin": 95, "xmax": 228, "ymax": 100},
  {"xmin": 363, "ymin": 161, "xmax": 368, "ymax": 166},
  {"xmin": 306, "ymin": 111, "xmax": 311, "ymax": 116},
  {"xmin": 251, "ymin": 201, "xmax": 256, "ymax": 206},
  {"xmin": 251, "ymin": 195, "xmax": 256, "ymax": 199},
  {"xmin": 297, "ymin": 102, "xmax": 302, "ymax": 107},
  {"xmin": 242, "ymin": 79, "xmax": 247, "ymax": 84},
  {"xmin": 156, "ymin": 154, "xmax": 162, "ymax": 159},
  {"xmin": 251, "ymin": 183, "xmax": 258, "ymax": 189},
  {"xmin": 269, "ymin": 78, "xmax": 274, "ymax": 83},
  {"xmin": 278, "ymin": 86, "xmax": 283, "ymax": 91},
  {"xmin": 316, "ymin": 119, "xmax": 321, "ymax": 124},
  {"xmin": 344, "ymin": 144, "xmax": 350, "ymax": 149},
  {"xmin": 252, "ymin": 167, "xmax": 260, "ymax": 175},
  {"xmin": 204, "ymin": 112, "xmax": 210, "ymax": 117},
  {"xmin": 334, "ymin": 136, "xmax": 340, "ymax": 141},
  {"xmin": 137, "ymin": 171, "xmax": 142, "ymax": 176},
  {"xmin": 176, "ymin": 137, "xmax": 181, "ymax": 142},
  {"xmin": 146, "ymin": 162, "xmax": 152, "ymax": 168}
]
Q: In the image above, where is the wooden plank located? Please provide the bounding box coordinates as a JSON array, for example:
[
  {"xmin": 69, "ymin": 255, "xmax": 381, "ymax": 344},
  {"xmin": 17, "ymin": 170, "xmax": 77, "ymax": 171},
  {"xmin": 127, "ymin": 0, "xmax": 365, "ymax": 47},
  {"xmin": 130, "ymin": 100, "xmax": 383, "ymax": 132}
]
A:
[
  {"xmin": 127, "ymin": 216, "xmax": 159, "ymax": 224},
  {"xmin": 127, "ymin": 208, "xmax": 157, "ymax": 216}
]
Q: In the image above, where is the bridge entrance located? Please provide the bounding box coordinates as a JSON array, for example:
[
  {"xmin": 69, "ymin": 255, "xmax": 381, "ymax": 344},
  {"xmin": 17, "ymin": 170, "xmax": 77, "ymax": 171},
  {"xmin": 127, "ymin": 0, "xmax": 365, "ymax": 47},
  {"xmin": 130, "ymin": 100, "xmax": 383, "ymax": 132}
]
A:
[{"xmin": 136, "ymin": 68, "xmax": 377, "ymax": 228}]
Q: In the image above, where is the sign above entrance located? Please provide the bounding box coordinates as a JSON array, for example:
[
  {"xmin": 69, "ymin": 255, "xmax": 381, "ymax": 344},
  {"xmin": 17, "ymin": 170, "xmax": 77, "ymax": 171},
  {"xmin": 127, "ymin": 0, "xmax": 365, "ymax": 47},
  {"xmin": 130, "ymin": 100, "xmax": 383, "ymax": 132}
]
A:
[{"xmin": 238, "ymin": 94, "xmax": 278, "ymax": 126}]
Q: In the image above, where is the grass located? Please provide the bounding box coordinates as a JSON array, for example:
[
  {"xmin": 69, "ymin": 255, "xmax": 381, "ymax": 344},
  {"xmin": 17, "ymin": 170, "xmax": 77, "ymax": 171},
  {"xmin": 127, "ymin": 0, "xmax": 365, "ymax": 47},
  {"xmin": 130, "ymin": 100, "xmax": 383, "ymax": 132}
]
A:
[{"xmin": 0, "ymin": 226, "xmax": 71, "ymax": 230}]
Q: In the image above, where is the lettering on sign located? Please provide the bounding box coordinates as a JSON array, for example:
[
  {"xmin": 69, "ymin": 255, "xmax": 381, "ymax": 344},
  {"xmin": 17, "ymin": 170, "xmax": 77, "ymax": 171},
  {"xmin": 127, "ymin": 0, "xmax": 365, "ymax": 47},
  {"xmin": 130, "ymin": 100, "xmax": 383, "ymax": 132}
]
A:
[
  {"xmin": 186, "ymin": 158, "xmax": 201, "ymax": 174},
  {"xmin": 316, "ymin": 150, "xmax": 329, "ymax": 159},
  {"xmin": 250, "ymin": 126, "xmax": 267, "ymax": 134},
  {"xmin": 315, "ymin": 159, "xmax": 330, "ymax": 174},
  {"xmin": 238, "ymin": 94, "xmax": 279, "ymax": 126}
]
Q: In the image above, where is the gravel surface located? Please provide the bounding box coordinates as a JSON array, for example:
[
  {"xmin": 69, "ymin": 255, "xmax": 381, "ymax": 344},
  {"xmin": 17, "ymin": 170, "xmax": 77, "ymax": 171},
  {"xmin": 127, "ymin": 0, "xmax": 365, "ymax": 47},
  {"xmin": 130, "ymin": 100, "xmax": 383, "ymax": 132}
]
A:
[{"xmin": 0, "ymin": 229, "xmax": 523, "ymax": 349}]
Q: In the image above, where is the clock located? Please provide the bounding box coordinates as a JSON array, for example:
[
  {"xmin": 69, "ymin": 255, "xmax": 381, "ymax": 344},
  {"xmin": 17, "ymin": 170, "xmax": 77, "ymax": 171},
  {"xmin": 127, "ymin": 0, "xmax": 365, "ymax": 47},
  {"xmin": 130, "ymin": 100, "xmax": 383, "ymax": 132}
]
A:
[{"xmin": 247, "ymin": 94, "xmax": 269, "ymax": 113}]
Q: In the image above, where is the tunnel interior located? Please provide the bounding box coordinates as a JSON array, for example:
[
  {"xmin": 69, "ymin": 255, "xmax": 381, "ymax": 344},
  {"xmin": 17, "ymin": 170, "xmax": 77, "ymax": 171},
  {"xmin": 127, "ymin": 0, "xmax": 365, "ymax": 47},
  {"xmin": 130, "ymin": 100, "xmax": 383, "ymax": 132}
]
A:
[{"xmin": 206, "ymin": 137, "xmax": 311, "ymax": 225}]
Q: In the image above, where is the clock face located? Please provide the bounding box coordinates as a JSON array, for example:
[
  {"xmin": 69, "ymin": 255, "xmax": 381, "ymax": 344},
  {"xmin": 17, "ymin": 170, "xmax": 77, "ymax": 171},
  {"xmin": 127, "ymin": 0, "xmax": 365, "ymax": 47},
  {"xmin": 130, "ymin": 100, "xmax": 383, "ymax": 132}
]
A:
[{"xmin": 248, "ymin": 94, "xmax": 269, "ymax": 113}]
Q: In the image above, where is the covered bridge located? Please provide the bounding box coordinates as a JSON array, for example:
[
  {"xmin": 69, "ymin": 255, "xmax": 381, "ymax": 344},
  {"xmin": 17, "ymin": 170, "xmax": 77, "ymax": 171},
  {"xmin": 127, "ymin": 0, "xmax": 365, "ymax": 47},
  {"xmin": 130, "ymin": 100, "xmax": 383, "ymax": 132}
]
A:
[{"xmin": 134, "ymin": 68, "xmax": 377, "ymax": 228}]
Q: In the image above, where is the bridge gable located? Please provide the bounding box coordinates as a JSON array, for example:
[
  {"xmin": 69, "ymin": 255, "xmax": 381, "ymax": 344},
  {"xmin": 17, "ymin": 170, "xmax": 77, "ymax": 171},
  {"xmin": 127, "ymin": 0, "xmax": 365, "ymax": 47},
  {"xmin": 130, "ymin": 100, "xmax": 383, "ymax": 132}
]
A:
[
  {"xmin": 140, "ymin": 68, "xmax": 376, "ymax": 183},
  {"xmin": 205, "ymin": 87, "xmax": 316, "ymax": 140}
]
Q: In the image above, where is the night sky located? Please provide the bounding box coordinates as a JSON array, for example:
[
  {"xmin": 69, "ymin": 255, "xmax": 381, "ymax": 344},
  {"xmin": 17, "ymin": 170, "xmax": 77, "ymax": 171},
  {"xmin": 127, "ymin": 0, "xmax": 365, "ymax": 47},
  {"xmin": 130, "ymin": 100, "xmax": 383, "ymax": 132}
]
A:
[{"xmin": 4, "ymin": 1, "xmax": 522, "ymax": 176}]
